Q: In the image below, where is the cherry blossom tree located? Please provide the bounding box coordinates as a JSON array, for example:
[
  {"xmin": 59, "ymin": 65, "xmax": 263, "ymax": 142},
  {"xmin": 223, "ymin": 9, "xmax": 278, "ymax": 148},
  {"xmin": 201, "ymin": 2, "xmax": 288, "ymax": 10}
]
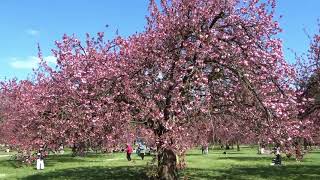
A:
[
  {"xmin": 0, "ymin": 0, "xmax": 303, "ymax": 179},
  {"xmin": 0, "ymin": 36, "xmax": 136, "ymax": 155},
  {"xmin": 295, "ymin": 22, "xmax": 320, "ymax": 152},
  {"xmin": 110, "ymin": 0, "xmax": 297, "ymax": 178}
]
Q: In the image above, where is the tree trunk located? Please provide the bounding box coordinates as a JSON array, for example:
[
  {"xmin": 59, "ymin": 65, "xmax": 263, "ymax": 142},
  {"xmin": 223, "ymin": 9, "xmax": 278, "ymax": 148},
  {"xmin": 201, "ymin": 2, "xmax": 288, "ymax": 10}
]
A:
[
  {"xmin": 72, "ymin": 144, "xmax": 77, "ymax": 156},
  {"xmin": 225, "ymin": 144, "xmax": 230, "ymax": 150},
  {"xmin": 257, "ymin": 142, "xmax": 261, "ymax": 154},
  {"xmin": 236, "ymin": 142, "xmax": 240, "ymax": 151},
  {"xmin": 158, "ymin": 148, "xmax": 178, "ymax": 180},
  {"xmin": 72, "ymin": 143, "xmax": 86, "ymax": 157},
  {"xmin": 295, "ymin": 145, "xmax": 303, "ymax": 161},
  {"xmin": 303, "ymin": 138, "xmax": 308, "ymax": 150},
  {"xmin": 295, "ymin": 138, "xmax": 304, "ymax": 161}
]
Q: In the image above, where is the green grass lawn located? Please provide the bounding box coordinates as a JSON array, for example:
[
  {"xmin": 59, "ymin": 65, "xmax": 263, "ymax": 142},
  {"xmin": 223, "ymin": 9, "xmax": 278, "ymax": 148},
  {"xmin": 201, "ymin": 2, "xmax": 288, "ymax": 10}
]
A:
[{"xmin": 0, "ymin": 147, "xmax": 320, "ymax": 180}]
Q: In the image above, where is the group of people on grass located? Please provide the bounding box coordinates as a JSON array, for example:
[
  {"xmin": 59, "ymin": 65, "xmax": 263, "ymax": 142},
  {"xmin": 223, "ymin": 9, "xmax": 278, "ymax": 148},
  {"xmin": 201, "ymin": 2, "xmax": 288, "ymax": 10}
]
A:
[
  {"xmin": 34, "ymin": 143, "xmax": 147, "ymax": 170},
  {"xmin": 34, "ymin": 143, "xmax": 287, "ymax": 170},
  {"xmin": 125, "ymin": 142, "xmax": 284, "ymax": 165},
  {"xmin": 125, "ymin": 142, "xmax": 147, "ymax": 161}
]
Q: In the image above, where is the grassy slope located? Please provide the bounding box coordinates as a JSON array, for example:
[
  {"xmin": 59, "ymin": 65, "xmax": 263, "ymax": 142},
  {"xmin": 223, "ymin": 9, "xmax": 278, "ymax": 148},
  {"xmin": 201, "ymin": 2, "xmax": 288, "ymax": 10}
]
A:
[{"xmin": 0, "ymin": 147, "xmax": 319, "ymax": 180}]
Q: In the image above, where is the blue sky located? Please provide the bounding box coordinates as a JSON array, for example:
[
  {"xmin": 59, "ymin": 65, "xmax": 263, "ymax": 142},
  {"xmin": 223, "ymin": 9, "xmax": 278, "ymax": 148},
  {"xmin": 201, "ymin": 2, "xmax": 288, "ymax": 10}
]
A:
[{"xmin": 0, "ymin": 0, "xmax": 319, "ymax": 80}]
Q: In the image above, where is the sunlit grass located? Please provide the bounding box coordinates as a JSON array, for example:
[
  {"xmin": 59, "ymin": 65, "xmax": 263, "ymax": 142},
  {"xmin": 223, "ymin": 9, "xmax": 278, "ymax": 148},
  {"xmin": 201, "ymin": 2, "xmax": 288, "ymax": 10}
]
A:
[{"xmin": 0, "ymin": 147, "xmax": 319, "ymax": 179}]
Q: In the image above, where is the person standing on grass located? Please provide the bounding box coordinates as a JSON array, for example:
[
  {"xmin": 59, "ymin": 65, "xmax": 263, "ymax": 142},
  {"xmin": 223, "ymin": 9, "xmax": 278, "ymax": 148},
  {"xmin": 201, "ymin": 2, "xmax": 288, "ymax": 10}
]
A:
[
  {"xmin": 126, "ymin": 144, "xmax": 133, "ymax": 161},
  {"xmin": 271, "ymin": 146, "xmax": 281, "ymax": 165},
  {"xmin": 275, "ymin": 146, "xmax": 282, "ymax": 165},
  {"xmin": 36, "ymin": 148, "xmax": 45, "ymax": 170},
  {"xmin": 201, "ymin": 145, "xmax": 208, "ymax": 155},
  {"xmin": 138, "ymin": 143, "xmax": 146, "ymax": 160}
]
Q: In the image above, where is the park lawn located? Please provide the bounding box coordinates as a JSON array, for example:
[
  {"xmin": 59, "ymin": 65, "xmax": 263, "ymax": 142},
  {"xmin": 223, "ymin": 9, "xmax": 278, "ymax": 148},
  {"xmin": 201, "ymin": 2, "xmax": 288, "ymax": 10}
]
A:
[
  {"xmin": 0, "ymin": 147, "xmax": 319, "ymax": 180},
  {"xmin": 183, "ymin": 147, "xmax": 320, "ymax": 179}
]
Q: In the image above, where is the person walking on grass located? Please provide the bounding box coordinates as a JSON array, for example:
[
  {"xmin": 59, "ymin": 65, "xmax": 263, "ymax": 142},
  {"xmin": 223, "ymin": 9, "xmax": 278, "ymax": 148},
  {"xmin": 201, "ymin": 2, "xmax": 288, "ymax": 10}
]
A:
[
  {"xmin": 126, "ymin": 144, "xmax": 133, "ymax": 161},
  {"xmin": 138, "ymin": 143, "xmax": 146, "ymax": 160}
]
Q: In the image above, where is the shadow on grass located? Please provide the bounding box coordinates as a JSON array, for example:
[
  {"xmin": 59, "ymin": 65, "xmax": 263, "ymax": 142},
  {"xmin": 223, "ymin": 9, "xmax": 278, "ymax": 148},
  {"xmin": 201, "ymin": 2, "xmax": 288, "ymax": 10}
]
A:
[
  {"xmin": 214, "ymin": 152, "xmax": 244, "ymax": 155},
  {"xmin": 182, "ymin": 164, "xmax": 320, "ymax": 180},
  {"xmin": 185, "ymin": 153, "xmax": 209, "ymax": 157},
  {"xmin": 44, "ymin": 154, "xmax": 89, "ymax": 167},
  {"xmin": 309, "ymin": 151, "xmax": 320, "ymax": 154},
  {"xmin": 216, "ymin": 156, "xmax": 272, "ymax": 161},
  {"xmin": 217, "ymin": 156, "xmax": 300, "ymax": 163},
  {"xmin": 21, "ymin": 166, "xmax": 147, "ymax": 180},
  {"xmin": 186, "ymin": 151, "xmax": 244, "ymax": 156},
  {"xmin": 0, "ymin": 153, "xmax": 121, "ymax": 169},
  {"xmin": 0, "ymin": 159, "xmax": 21, "ymax": 168}
]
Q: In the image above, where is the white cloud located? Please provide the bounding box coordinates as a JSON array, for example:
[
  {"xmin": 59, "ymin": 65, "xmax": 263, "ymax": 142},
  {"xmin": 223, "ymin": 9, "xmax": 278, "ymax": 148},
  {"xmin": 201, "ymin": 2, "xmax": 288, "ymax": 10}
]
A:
[
  {"xmin": 10, "ymin": 56, "xmax": 56, "ymax": 69},
  {"xmin": 10, "ymin": 56, "xmax": 38, "ymax": 69},
  {"xmin": 26, "ymin": 29, "xmax": 40, "ymax": 36},
  {"xmin": 44, "ymin": 56, "xmax": 57, "ymax": 64}
]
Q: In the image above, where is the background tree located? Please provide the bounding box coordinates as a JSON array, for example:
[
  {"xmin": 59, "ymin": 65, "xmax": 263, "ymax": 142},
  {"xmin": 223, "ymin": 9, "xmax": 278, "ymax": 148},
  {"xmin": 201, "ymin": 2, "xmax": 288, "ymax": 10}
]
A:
[{"xmin": 295, "ymin": 22, "xmax": 320, "ymax": 150}]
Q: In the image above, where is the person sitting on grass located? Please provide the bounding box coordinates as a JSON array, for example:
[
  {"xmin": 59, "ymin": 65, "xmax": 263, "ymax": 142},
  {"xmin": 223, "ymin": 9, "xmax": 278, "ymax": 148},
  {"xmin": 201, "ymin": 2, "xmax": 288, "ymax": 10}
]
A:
[{"xmin": 126, "ymin": 144, "xmax": 133, "ymax": 161}]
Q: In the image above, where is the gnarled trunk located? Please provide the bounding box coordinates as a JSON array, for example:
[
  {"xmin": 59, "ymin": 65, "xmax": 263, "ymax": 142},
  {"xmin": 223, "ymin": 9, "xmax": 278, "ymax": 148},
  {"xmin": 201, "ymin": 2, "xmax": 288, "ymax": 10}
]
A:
[
  {"xmin": 295, "ymin": 138, "xmax": 304, "ymax": 161},
  {"xmin": 158, "ymin": 148, "xmax": 178, "ymax": 180}
]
